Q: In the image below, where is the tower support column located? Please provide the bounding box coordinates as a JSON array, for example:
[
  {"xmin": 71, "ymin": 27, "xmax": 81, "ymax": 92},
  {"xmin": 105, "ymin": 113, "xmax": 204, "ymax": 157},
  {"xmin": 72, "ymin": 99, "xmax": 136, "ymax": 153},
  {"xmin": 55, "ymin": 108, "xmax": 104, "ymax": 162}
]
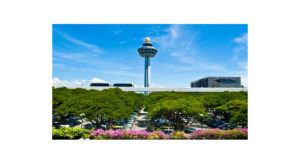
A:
[
  {"xmin": 144, "ymin": 57, "xmax": 150, "ymax": 87},
  {"xmin": 144, "ymin": 57, "xmax": 150, "ymax": 94}
]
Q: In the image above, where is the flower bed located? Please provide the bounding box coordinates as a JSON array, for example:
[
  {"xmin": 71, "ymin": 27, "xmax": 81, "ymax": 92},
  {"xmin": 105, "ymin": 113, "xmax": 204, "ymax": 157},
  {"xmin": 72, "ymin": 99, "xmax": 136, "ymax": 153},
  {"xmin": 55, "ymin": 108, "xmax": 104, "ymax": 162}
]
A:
[
  {"xmin": 52, "ymin": 127, "xmax": 248, "ymax": 140},
  {"xmin": 89, "ymin": 128, "xmax": 247, "ymax": 140},
  {"xmin": 90, "ymin": 129, "xmax": 168, "ymax": 139},
  {"xmin": 189, "ymin": 128, "xmax": 248, "ymax": 140}
]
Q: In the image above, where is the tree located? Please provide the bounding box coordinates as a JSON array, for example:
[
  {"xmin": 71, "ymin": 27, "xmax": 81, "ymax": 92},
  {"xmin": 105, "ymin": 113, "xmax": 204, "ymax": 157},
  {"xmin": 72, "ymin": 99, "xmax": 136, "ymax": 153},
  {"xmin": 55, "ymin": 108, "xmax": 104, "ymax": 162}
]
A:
[
  {"xmin": 126, "ymin": 91, "xmax": 145, "ymax": 108},
  {"xmin": 83, "ymin": 88, "xmax": 138, "ymax": 129},
  {"xmin": 148, "ymin": 97, "xmax": 206, "ymax": 130},
  {"xmin": 230, "ymin": 112, "xmax": 247, "ymax": 127},
  {"xmin": 52, "ymin": 87, "xmax": 143, "ymax": 129},
  {"xmin": 52, "ymin": 87, "xmax": 79, "ymax": 124},
  {"xmin": 52, "ymin": 87, "xmax": 248, "ymax": 130},
  {"xmin": 227, "ymin": 100, "xmax": 248, "ymax": 127},
  {"xmin": 217, "ymin": 100, "xmax": 248, "ymax": 127},
  {"xmin": 202, "ymin": 93, "xmax": 226, "ymax": 120}
]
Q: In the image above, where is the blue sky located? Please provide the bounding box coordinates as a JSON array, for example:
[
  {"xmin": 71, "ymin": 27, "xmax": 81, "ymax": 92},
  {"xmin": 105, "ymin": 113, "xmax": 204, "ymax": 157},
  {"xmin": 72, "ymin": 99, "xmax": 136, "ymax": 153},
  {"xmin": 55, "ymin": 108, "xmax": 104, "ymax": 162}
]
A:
[{"xmin": 52, "ymin": 24, "xmax": 248, "ymax": 87}]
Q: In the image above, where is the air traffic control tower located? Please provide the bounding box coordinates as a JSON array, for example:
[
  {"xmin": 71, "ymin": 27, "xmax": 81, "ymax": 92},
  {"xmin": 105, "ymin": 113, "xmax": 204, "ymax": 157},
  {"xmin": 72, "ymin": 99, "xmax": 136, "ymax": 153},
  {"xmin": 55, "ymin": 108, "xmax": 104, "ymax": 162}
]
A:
[{"xmin": 138, "ymin": 37, "xmax": 158, "ymax": 94}]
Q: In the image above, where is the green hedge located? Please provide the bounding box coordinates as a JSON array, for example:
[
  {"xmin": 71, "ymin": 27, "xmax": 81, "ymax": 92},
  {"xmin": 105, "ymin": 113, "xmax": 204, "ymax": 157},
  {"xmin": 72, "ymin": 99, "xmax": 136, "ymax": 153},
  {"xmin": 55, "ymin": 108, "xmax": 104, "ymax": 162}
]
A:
[{"xmin": 52, "ymin": 127, "xmax": 90, "ymax": 139}]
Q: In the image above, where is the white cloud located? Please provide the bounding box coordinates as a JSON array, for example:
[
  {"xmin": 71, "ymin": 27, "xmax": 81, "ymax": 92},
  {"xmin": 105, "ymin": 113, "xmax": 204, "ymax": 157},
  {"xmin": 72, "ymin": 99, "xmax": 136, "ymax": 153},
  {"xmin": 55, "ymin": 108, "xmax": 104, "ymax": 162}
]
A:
[
  {"xmin": 241, "ymin": 75, "xmax": 248, "ymax": 87},
  {"xmin": 53, "ymin": 30, "xmax": 107, "ymax": 71},
  {"xmin": 53, "ymin": 63, "xmax": 64, "ymax": 68},
  {"xmin": 151, "ymin": 25, "xmax": 228, "ymax": 72},
  {"xmin": 232, "ymin": 46, "xmax": 246, "ymax": 61},
  {"xmin": 52, "ymin": 77, "xmax": 61, "ymax": 85},
  {"xmin": 235, "ymin": 70, "xmax": 248, "ymax": 87},
  {"xmin": 151, "ymin": 25, "xmax": 185, "ymax": 48},
  {"xmin": 53, "ymin": 51, "xmax": 109, "ymax": 67},
  {"xmin": 232, "ymin": 33, "xmax": 248, "ymax": 85},
  {"xmin": 234, "ymin": 33, "xmax": 248, "ymax": 44},
  {"xmin": 73, "ymin": 81, "xmax": 83, "ymax": 85},
  {"xmin": 52, "ymin": 77, "xmax": 107, "ymax": 87},
  {"xmin": 52, "ymin": 77, "xmax": 77, "ymax": 87},
  {"xmin": 232, "ymin": 33, "xmax": 248, "ymax": 61},
  {"xmin": 169, "ymin": 25, "xmax": 179, "ymax": 39},
  {"xmin": 237, "ymin": 61, "xmax": 248, "ymax": 87},
  {"xmin": 120, "ymin": 40, "xmax": 126, "ymax": 44},
  {"xmin": 132, "ymin": 84, "xmax": 141, "ymax": 87},
  {"xmin": 53, "ymin": 30, "xmax": 102, "ymax": 53},
  {"xmin": 91, "ymin": 78, "xmax": 106, "ymax": 83}
]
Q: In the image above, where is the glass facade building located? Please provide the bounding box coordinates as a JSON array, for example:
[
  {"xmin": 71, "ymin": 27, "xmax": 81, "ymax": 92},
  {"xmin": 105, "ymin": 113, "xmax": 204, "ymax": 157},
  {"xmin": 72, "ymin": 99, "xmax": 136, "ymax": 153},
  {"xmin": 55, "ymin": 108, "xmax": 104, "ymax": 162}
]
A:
[{"xmin": 191, "ymin": 77, "xmax": 241, "ymax": 88}]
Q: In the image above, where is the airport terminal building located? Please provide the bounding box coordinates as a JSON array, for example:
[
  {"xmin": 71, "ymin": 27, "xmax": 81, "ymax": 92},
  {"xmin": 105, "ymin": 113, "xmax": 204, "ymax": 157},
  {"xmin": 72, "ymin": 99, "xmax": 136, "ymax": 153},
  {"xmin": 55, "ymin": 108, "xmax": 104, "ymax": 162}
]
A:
[{"xmin": 191, "ymin": 77, "xmax": 241, "ymax": 88}]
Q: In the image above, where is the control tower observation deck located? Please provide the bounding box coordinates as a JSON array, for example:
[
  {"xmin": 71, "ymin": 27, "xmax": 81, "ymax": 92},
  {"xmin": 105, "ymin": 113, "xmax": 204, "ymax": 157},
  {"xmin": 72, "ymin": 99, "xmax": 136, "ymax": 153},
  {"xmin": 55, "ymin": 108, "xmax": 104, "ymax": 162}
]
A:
[{"xmin": 138, "ymin": 38, "xmax": 158, "ymax": 94}]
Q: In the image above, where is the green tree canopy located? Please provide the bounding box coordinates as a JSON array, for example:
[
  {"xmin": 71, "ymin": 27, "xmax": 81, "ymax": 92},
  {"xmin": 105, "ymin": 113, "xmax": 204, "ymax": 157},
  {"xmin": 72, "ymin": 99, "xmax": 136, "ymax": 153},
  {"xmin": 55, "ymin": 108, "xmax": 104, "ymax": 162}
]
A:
[
  {"xmin": 148, "ymin": 96, "xmax": 206, "ymax": 130},
  {"xmin": 52, "ymin": 87, "xmax": 145, "ymax": 129},
  {"xmin": 53, "ymin": 87, "xmax": 248, "ymax": 129},
  {"xmin": 216, "ymin": 99, "xmax": 248, "ymax": 127}
]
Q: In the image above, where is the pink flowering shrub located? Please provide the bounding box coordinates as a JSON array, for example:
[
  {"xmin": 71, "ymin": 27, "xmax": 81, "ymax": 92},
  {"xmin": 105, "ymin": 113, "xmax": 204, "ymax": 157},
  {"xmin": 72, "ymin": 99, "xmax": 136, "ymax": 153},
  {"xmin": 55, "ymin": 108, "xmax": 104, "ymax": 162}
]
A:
[
  {"xmin": 90, "ymin": 129, "xmax": 151, "ymax": 139},
  {"xmin": 88, "ymin": 128, "xmax": 247, "ymax": 140},
  {"xmin": 190, "ymin": 128, "xmax": 248, "ymax": 140}
]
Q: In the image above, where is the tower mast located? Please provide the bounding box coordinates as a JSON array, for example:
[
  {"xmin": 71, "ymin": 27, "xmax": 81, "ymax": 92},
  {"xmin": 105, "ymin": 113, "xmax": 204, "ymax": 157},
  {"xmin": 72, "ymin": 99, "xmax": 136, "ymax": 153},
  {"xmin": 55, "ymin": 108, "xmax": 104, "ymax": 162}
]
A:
[{"xmin": 138, "ymin": 37, "xmax": 158, "ymax": 94}]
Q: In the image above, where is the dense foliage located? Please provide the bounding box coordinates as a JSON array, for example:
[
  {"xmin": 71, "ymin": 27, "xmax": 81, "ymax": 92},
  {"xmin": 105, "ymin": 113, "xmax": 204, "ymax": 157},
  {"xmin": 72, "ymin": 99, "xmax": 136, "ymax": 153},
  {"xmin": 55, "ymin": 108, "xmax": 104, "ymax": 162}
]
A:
[
  {"xmin": 146, "ymin": 91, "xmax": 248, "ymax": 129},
  {"xmin": 52, "ymin": 87, "xmax": 145, "ymax": 129},
  {"xmin": 53, "ymin": 87, "xmax": 248, "ymax": 132},
  {"xmin": 147, "ymin": 97, "xmax": 206, "ymax": 130},
  {"xmin": 52, "ymin": 127, "xmax": 90, "ymax": 139}
]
